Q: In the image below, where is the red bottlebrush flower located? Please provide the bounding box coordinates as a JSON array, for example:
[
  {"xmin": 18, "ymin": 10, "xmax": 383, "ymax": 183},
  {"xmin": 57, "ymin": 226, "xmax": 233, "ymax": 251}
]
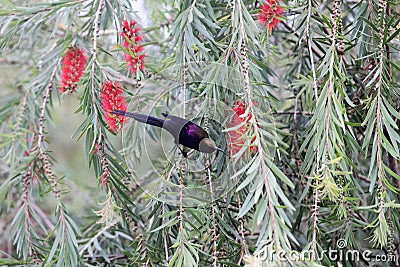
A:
[
  {"xmin": 227, "ymin": 101, "xmax": 258, "ymax": 156},
  {"xmin": 101, "ymin": 81, "xmax": 128, "ymax": 133},
  {"xmin": 259, "ymin": 0, "xmax": 284, "ymax": 31},
  {"xmin": 120, "ymin": 20, "xmax": 145, "ymax": 74},
  {"xmin": 60, "ymin": 47, "xmax": 87, "ymax": 94}
]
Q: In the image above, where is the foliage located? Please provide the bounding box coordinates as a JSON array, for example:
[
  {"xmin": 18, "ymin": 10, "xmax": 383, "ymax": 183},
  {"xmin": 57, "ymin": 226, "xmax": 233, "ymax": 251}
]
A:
[{"xmin": 0, "ymin": 0, "xmax": 400, "ymax": 266}]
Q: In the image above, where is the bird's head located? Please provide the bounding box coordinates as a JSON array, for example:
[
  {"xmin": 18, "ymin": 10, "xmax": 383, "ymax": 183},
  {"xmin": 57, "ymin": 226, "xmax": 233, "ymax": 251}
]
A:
[{"xmin": 199, "ymin": 138, "xmax": 225, "ymax": 154}]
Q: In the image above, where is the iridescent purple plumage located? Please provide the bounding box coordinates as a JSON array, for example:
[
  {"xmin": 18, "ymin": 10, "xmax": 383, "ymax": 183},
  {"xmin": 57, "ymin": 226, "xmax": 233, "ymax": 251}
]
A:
[{"xmin": 111, "ymin": 110, "xmax": 222, "ymax": 154}]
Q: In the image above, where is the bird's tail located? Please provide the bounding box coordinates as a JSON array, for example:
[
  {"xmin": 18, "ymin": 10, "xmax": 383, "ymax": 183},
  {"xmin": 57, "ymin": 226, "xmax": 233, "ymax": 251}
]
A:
[{"xmin": 111, "ymin": 110, "xmax": 164, "ymax": 128}]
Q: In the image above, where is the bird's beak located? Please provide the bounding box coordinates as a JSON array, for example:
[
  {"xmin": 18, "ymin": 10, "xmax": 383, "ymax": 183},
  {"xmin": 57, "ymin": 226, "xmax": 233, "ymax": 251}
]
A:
[{"xmin": 215, "ymin": 147, "xmax": 227, "ymax": 155}]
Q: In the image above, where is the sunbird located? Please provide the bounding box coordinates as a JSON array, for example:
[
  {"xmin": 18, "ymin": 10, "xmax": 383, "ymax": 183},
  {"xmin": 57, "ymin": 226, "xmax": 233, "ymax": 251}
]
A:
[{"xmin": 111, "ymin": 110, "xmax": 225, "ymax": 155}]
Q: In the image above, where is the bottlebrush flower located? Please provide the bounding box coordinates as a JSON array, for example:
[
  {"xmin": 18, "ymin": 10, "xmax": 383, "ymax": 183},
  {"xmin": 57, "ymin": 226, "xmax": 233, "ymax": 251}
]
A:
[
  {"xmin": 60, "ymin": 47, "xmax": 87, "ymax": 94},
  {"xmin": 259, "ymin": 0, "xmax": 284, "ymax": 31},
  {"xmin": 101, "ymin": 168, "xmax": 110, "ymax": 187},
  {"xmin": 120, "ymin": 20, "xmax": 145, "ymax": 74},
  {"xmin": 101, "ymin": 81, "xmax": 128, "ymax": 133},
  {"xmin": 227, "ymin": 101, "xmax": 258, "ymax": 156}
]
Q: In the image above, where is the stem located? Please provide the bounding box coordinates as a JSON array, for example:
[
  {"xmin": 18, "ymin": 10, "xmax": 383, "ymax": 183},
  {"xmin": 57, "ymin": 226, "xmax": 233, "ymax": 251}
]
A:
[
  {"xmin": 90, "ymin": 0, "xmax": 104, "ymax": 120},
  {"xmin": 305, "ymin": 0, "xmax": 318, "ymax": 99},
  {"xmin": 311, "ymin": 182, "xmax": 320, "ymax": 260},
  {"xmin": 79, "ymin": 220, "xmax": 118, "ymax": 256},
  {"xmin": 235, "ymin": 0, "xmax": 280, "ymax": 248},
  {"xmin": 38, "ymin": 66, "xmax": 61, "ymax": 200},
  {"xmin": 206, "ymin": 158, "xmax": 218, "ymax": 266},
  {"xmin": 22, "ymin": 162, "xmax": 39, "ymax": 262}
]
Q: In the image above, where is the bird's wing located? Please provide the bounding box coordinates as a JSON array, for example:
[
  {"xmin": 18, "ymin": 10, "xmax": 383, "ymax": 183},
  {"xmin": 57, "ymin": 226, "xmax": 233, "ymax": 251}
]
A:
[
  {"xmin": 183, "ymin": 122, "xmax": 209, "ymax": 139},
  {"xmin": 161, "ymin": 113, "xmax": 209, "ymax": 142},
  {"xmin": 161, "ymin": 113, "xmax": 208, "ymax": 136}
]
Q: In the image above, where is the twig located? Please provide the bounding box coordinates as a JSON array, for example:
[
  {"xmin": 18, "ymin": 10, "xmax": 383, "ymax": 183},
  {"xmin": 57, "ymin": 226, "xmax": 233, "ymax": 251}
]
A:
[
  {"xmin": 90, "ymin": 0, "xmax": 104, "ymax": 112},
  {"xmin": 311, "ymin": 179, "xmax": 320, "ymax": 260},
  {"xmin": 281, "ymin": 21, "xmax": 324, "ymax": 61},
  {"xmin": 30, "ymin": 199, "xmax": 55, "ymax": 231},
  {"xmin": 162, "ymin": 202, "xmax": 169, "ymax": 263},
  {"xmin": 79, "ymin": 219, "xmax": 118, "ymax": 256},
  {"xmin": 37, "ymin": 67, "xmax": 57, "ymax": 154},
  {"xmin": 304, "ymin": 0, "xmax": 319, "ymax": 99},
  {"xmin": 89, "ymin": 0, "xmax": 105, "ymax": 153},
  {"xmin": 8, "ymin": 0, "xmax": 87, "ymax": 16},
  {"xmin": 83, "ymin": 253, "xmax": 127, "ymax": 260},
  {"xmin": 0, "ymin": 58, "xmax": 18, "ymax": 64},
  {"xmin": 22, "ymin": 161, "xmax": 39, "ymax": 262},
  {"xmin": 143, "ymin": 19, "xmax": 174, "ymax": 34},
  {"xmin": 102, "ymin": 67, "xmax": 138, "ymax": 86},
  {"xmin": 237, "ymin": 0, "xmax": 280, "ymax": 248},
  {"xmin": 357, "ymin": 173, "xmax": 370, "ymax": 182},
  {"xmin": 272, "ymin": 111, "xmax": 314, "ymax": 116},
  {"xmin": 206, "ymin": 158, "xmax": 218, "ymax": 266},
  {"xmin": 237, "ymin": 192, "xmax": 247, "ymax": 264},
  {"xmin": 103, "ymin": 0, "xmax": 119, "ymax": 23},
  {"xmin": 38, "ymin": 66, "xmax": 61, "ymax": 200},
  {"xmin": 178, "ymin": 169, "xmax": 185, "ymax": 236}
]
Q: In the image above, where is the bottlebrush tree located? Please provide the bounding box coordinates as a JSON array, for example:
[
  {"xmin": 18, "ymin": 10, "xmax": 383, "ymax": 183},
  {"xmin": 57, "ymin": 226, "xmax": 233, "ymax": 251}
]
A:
[{"xmin": 0, "ymin": 0, "xmax": 399, "ymax": 266}]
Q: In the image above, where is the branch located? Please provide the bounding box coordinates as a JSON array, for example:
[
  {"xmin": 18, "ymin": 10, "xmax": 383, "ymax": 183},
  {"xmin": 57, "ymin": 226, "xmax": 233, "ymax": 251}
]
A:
[
  {"xmin": 90, "ymin": 0, "xmax": 105, "ymax": 117},
  {"xmin": 38, "ymin": 66, "xmax": 61, "ymax": 200},
  {"xmin": 281, "ymin": 21, "xmax": 324, "ymax": 61},
  {"xmin": 206, "ymin": 158, "xmax": 219, "ymax": 266},
  {"xmin": 102, "ymin": 67, "xmax": 138, "ymax": 86},
  {"xmin": 311, "ymin": 178, "xmax": 320, "ymax": 260},
  {"xmin": 79, "ymin": 219, "xmax": 118, "ymax": 256},
  {"xmin": 272, "ymin": 111, "xmax": 314, "ymax": 116},
  {"xmin": 22, "ymin": 161, "xmax": 39, "ymax": 262},
  {"xmin": 30, "ymin": 199, "xmax": 55, "ymax": 230}
]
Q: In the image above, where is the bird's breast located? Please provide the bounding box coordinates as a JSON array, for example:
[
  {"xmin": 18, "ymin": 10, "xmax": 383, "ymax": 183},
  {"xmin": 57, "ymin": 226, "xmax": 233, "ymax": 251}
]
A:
[{"xmin": 177, "ymin": 124, "xmax": 207, "ymax": 150}]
